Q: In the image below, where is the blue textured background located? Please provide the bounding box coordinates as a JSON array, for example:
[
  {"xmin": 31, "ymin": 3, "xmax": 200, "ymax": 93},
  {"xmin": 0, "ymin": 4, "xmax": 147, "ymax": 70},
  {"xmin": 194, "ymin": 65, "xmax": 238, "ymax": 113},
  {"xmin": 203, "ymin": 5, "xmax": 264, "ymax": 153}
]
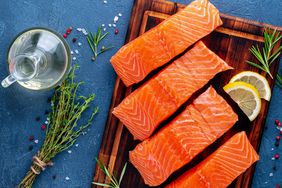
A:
[{"xmin": 0, "ymin": 0, "xmax": 281, "ymax": 187}]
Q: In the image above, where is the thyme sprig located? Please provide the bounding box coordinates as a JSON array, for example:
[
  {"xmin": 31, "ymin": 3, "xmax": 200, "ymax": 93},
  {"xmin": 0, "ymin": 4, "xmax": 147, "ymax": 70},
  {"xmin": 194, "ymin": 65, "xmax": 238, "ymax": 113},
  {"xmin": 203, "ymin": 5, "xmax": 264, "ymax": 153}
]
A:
[
  {"xmin": 86, "ymin": 26, "xmax": 113, "ymax": 61},
  {"xmin": 93, "ymin": 158, "xmax": 127, "ymax": 188},
  {"xmin": 247, "ymin": 28, "xmax": 282, "ymax": 79},
  {"xmin": 19, "ymin": 65, "xmax": 98, "ymax": 188}
]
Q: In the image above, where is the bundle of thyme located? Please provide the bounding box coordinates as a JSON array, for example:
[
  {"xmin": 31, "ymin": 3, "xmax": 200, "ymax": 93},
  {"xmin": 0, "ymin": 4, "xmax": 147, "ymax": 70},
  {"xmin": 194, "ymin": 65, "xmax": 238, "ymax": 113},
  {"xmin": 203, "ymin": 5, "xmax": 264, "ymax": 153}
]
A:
[{"xmin": 19, "ymin": 65, "xmax": 98, "ymax": 188}]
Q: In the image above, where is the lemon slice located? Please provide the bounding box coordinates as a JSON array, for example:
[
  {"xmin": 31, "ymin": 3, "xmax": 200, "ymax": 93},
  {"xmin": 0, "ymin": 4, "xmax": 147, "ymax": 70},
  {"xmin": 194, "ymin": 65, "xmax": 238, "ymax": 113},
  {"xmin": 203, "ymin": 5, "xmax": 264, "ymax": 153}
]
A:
[
  {"xmin": 224, "ymin": 82, "xmax": 261, "ymax": 121},
  {"xmin": 229, "ymin": 71, "xmax": 271, "ymax": 101}
]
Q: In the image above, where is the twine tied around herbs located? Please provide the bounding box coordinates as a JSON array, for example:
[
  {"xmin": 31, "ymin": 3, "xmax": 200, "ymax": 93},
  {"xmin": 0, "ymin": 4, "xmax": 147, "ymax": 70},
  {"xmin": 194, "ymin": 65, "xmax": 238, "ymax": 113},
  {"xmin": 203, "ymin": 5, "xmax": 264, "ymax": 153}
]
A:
[{"xmin": 30, "ymin": 153, "xmax": 53, "ymax": 175}]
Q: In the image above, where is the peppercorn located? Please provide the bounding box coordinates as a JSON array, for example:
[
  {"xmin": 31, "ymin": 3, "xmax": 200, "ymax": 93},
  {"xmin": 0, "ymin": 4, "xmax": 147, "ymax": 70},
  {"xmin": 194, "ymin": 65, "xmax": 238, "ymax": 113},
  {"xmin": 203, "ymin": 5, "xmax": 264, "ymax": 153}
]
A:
[
  {"xmin": 28, "ymin": 135, "xmax": 34, "ymax": 141},
  {"xmin": 114, "ymin": 29, "xmax": 119, "ymax": 35},
  {"xmin": 63, "ymin": 34, "xmax": 67, "ymax": 38},
  {"xmin": 276, "ymin": 136, "xmax": 281, "ymax": 141},
  {"xmin": 274, "ymin": 154, "xmax": 280, "ymax": 159},
  {"xmin": 35, "ymin": 116, "xmax": 41, "ymax": 121},
  {"xmin": 41, "ymin": 124, "xmax": 46, "ymax": 130},
  {"xmin": 72, "ymin": 38, "xmax": 77, "ymax": 43},
  {"xmin": 275, "ymin": 141, "xmax": 280, "ymax": 147},
  {"xmin": 28, "ymin": 145, "xmax": 33, "ymax": 151},
  {"xmin": 275, "ymin": 119, "xmax": 280, "ymax": 124}
]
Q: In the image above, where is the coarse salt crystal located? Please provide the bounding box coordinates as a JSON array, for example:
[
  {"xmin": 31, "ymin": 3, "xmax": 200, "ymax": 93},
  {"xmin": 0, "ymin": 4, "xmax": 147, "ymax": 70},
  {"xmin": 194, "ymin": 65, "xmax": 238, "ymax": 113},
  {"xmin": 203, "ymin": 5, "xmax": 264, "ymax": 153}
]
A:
[
  {"xmin": 34, "ymin": 140, "xmax": 39, "ymax": 144},
  {"xmin": 272, "ymin": 157, "xmax": 275, "ymax": 160},
  {"xmin": 65, "ymin": 176, "xmax": 70, "ymax": 181},
  {"xmin": 118, "ymin": 13, "xmax": 122, "ymax": 17},
  {"xmin": 271, "ymin": 148, "xmax": 274, "ymax": 151},
  {"xmin": 72, "ymin": 57, "xmax": 77, "ymax": 61},
  {"xmin": 68, "ymin": 150, "xmax": 72, "ymax": 154},
  {"xmin": 113, "ymin": 24, "xmax": 116, "ymax": 27},
  {"xmin": 108, "ymin": 24, "xmax": 112, "ymax": 27},
  {"xmin": 114, "ymin": 16, "xmax": 119, "ymax": 23},
  {"xmin": 103, "ymin": 28, "xmax": 106, "ymax": 31},
  {"xmin": 47, "ymin": 117, "xmax": 50, "ymax": 121},
  {"xmin": 77, "ymin": 28, "xmax": 82, "ymax": 32},
  {"xmin": 71, "ymin": 51, "xmax": 74, "ymax": 55},
  {"xmin": 102, "ymin": 24, "xmax": 105, "ymax": 27},
  {"xmin": 75, "ymin": 50, "xmax": 79, "ymax": 54},
  {"xmin": 103, "ymin": 0, "xmax": 107, "ymax": 4},
  {"xmin": 75, "ymin": 144, "xmax": 79, "ymax": 147},
  {"xmin": 78, "ymin": 42, "xmax": 82, "ymax": 46},
  {"xmin": 269, "ymin": 172, "xmax": 273, "ymax": 177}
]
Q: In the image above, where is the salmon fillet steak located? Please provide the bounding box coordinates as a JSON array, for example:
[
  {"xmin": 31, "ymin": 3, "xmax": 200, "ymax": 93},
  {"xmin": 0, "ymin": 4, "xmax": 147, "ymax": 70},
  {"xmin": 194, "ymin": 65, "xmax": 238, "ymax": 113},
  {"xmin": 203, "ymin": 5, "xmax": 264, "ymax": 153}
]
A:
[
  {"xmin": 166, "ymin": 131, "xmax": 259, "ymax": 188},
  {"xmin": 129, "ymin": 86, "xmax": 238, "ymax": 186},
  {"xmin": 111, "ymin": 0, "xmax": 222, "ymax": 86},
  {"xmin": 113, "ymin": 41, "xmax": 232, "ymax": 141}
]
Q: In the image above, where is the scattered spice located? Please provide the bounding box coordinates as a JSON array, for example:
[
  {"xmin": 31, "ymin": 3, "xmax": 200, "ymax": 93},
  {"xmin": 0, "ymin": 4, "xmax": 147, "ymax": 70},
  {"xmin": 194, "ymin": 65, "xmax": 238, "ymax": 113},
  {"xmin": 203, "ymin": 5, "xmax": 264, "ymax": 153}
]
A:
[
  {"xmin": 41, "ymin": 124, "xmax": 46, "ymax": 130},
  {"xmin": 28, "ymin": 145, "xmax": 34, "ymax": 151},
  {"xmin": 276, "ymin": 136, "xmax": 281, "ymax": 141},
  {"xmin": 65, "ymin": 176, "xmax": 70, "ymax": 181},
  {"xmin": 114, "ymin": 28, "xmax": 119, "ymax": 35},
  {"xmin": 44, "ymin": 110, "xmax": 49, "ymax": 115},
  {"xmin": 72, "ymin": 38, "xmax": 77, "ymax": 43},
  {"xmin": 35, "ymin": 116, "xmax": 41, "ymax": 122},
  {"xmin": 34, "ymin": 139, "xmax": 39, "ymax": 144},
  {"xmin": 52, "ymin": 175, "xmax": 56, "ymax": 180},
  {"xmin": 28, "ymin": 135, "xmax": 34, "ymax": 141},
  {"xmin": 275, "ymin": 141, "xmax": 280, "ymax": 147},
  {"xmin": 274, "ymin": 154, "xmax": 280, "ymax": 159},
  {"xmin": 63, "ymin": 34, "xmax": 67, "ymax": 38}
]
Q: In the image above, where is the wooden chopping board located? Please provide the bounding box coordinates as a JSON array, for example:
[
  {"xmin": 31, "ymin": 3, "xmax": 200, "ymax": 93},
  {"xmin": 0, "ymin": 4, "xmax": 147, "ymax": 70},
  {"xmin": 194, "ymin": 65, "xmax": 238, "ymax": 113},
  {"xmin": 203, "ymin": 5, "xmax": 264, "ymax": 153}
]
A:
[{"xmin": 93, "ymin": 0, "xmax": 282, "ymax": 187}]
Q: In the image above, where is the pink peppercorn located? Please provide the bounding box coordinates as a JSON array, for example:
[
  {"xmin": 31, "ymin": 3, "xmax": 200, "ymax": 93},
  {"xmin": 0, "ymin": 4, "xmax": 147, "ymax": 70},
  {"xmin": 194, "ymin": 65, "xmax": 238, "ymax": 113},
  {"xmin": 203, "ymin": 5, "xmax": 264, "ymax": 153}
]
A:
[
  {"xmin": 63, "ymin": 34, "xmax": 67, "ymax": 38},
  {"xmin": 275, "ymin": 142, "xmax": 280, "ymax": 147},
  {"xmin": 275, "ymin": 119, "xmax": 280, "ymax": 124},
  {"xmin": 274, "ymin": 154, "xmax": 280, "ymax": 159},
  {"xmin": 114, "ymin": 29, "xmax": 119, "ymax": 35},
  {"xmin": 41, "ymin": 124, "xmax": 46, "ymax": 130},
  {"xmin": 28, "ymin": 135, "xmax": 34, "ymax": 141},
  {"xmin": 66, "ymin": 29, "xmax": 71, "ymax": 34},
  {"xmin": 276, "ymin": 136, "xmax": 281, "ymax": 141},
  {"xmin": 280, "ymin": 130, "xmax": 282, "ymax": 135},
  {"xmin": 276, "ymin": 184, "xmax": 281, "ymax": 188},
  {"xmin": 278, "ymin": 122, "xmax": 281, "ymax": 127}
]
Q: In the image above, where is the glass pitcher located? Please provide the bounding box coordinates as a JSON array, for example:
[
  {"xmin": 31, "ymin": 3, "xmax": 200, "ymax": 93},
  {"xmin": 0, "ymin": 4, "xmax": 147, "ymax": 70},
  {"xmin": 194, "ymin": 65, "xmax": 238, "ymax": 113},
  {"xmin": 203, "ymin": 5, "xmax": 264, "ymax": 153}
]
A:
[{"xmin": 2, "ymin": 28, "xmax": 71, "ymax": 90}]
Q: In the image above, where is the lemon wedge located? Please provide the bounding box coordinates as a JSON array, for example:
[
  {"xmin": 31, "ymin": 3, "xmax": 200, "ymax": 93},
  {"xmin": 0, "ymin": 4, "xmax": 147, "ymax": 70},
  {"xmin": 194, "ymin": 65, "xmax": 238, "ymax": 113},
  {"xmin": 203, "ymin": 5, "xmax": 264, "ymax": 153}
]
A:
[
  {"xmin": 224, "ymin": 82, "xmax": 261, "ymax": 121},
  {"xmin": 229, "ymin": 71, "xmax": 271, "ymax": 101}
]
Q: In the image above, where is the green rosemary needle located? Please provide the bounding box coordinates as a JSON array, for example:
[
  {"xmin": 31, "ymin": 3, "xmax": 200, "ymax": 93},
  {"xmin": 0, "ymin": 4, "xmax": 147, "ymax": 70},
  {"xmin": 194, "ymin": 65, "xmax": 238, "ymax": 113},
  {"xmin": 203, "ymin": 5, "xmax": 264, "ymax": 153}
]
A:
[
  {"xmin": 93, "ymin": 158, "xmax": 127, "ymax": 188},
  {"xmin": 247, "ymin": 28, "xmax": 282, "ymax": 79}
]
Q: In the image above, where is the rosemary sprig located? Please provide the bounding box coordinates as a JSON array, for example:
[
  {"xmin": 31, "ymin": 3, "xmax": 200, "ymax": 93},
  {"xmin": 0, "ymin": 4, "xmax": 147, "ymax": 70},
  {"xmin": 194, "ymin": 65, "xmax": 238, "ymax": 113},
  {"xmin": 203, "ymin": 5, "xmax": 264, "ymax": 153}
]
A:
[
  {"xmin": 276, "ymin": 70, "xmax": 282, "ymax": 89},
  {"xmin": 19, "ymin": 65, "xmax": 98, "ymax": 188},
  {"xmin": 247, "ymin": 28, "xmax": 282, "ymax": 79},
  {"xmin": 93, "ymin": 158, "xmax": 127, "ymax": 188},
  {"xmin": 86, "ymin": 26, "xmax": 113, "ymax": 61}
]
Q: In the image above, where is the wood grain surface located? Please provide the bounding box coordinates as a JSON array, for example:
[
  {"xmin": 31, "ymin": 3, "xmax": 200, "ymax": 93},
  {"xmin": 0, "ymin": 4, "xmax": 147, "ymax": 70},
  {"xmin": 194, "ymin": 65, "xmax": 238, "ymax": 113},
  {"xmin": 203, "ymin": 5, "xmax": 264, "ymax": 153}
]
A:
[{"xmin": 93, "ymin": 0, "xmax": 282, "ymax": 187}]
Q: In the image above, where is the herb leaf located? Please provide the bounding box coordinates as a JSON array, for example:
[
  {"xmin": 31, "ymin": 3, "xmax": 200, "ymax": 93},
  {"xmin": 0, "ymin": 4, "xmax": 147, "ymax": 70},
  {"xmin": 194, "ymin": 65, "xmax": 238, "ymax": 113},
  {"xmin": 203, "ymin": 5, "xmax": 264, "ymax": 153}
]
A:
[
  {"xmin": 93, "ymin": 158, "xmax": 127, "ymax": 188},
  {"xmin": 247, "ymin": 28, "xmax": 282, "ymax": 79},
  {"xmin": 86, "ymin": 26, "xmax": 113, "ymax": 61}
]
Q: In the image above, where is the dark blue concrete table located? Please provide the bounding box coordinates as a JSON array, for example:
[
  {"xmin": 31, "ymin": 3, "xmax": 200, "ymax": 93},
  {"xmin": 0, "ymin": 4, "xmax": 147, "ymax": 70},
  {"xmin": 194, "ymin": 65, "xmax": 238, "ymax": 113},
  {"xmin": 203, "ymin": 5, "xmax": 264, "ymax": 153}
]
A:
[{"xmin": 0, "ymin": 0, "xmax": 281, "ymax": 187}]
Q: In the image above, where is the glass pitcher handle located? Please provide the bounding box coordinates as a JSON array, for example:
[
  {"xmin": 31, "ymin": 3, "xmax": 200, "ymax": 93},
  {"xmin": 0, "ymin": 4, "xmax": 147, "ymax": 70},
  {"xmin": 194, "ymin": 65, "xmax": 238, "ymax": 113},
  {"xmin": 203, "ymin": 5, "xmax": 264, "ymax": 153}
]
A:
[{"xmin": 1, "ymin": 75, "xmax": 16, "ymax": 88}]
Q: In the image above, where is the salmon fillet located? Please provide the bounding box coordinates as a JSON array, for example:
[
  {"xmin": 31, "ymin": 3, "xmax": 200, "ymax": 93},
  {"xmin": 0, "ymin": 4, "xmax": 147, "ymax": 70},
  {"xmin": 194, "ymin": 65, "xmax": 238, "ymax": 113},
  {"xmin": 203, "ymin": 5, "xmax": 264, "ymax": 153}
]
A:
[
  {"xmin": 129, "ymin": 86, "xmax": 238, "ymax": 186},
  {"xmin": 113, "ymin": 41, "xmax": 232, "ymax": 141},
  {"xmin": 111, "ymin": 0, "xmax": 222, "ymax": 86},
  {"xmin": 166, "ymin": 131, "xmax": 259, "ymax": 188}
]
